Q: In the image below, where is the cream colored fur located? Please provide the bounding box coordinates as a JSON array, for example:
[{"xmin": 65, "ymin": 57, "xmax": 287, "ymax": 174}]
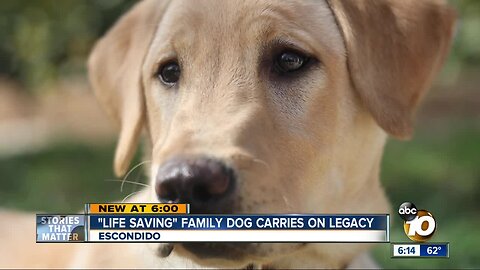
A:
[{"xmin": 0, "ymin": 0, "xmax": 455, "ymax": 268}]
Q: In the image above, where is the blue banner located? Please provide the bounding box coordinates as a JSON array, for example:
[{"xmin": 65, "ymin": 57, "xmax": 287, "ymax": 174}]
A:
[
  {"xmin": 89, "ymin": 214, "xmax": 388, "ymax": 230},
  {"xmin": 420, "ymin": 244, "xmax": 449, "ymax": 257}
]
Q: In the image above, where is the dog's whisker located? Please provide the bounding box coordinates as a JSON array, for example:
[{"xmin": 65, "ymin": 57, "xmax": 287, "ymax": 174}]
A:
[
  {"xmin": 105, "ymin": 179, "xmax": 150, "ymax": 188},
  {"xmin": 231, "ymin": 154, "xmax": 271, "ymax": 172},
  {"xmin": 121, "ymin": 191, "xmax": 143, "ymax": 203},
  {"xmin": 121, "ymin": 160, "xmax": 152, "ymax": 193},
  {"xmin": 282, "ymin": 195, "xmax": 294, "ymax": 211},
  {"xmin": 252, "ymin": 158, "xmax": 271, "ymax": 170}
]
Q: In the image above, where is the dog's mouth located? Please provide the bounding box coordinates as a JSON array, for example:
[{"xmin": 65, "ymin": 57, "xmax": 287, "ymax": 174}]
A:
[
  {"xmin": 179, "ymin": 242, "xmax": 251, "ymax": 260},
  {"xmin": 157, "ymin": 242, "xmax": 261, "ymax": 267}
]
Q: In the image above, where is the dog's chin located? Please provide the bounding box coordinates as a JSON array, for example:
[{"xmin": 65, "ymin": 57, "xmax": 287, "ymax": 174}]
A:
[{"xmin": 172, "ymin": 243, "xmax": 259, "ymax": 268}]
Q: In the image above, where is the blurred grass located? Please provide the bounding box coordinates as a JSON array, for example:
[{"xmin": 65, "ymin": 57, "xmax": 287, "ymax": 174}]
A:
[
  {"xmin": 373, "ymin": 119, "xmax": 480, "ymax": 269},
  {"xmin": 0, "ymin": 141, "xmax": 145, "ymax": 213},
  {"xmin": 0, "ymin": 119, "xmax": 478, "ymax": 268}
]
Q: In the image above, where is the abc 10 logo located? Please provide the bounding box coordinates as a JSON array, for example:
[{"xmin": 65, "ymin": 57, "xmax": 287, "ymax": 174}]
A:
[{"xmin": 398, "ymin": 202, "xmax": 436, "ymax": 242}]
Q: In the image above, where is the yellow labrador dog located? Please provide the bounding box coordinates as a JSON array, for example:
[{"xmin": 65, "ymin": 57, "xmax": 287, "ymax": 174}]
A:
[{"xmin": 0, "ymin": 0, "xmax": 455, "ymax": 268}]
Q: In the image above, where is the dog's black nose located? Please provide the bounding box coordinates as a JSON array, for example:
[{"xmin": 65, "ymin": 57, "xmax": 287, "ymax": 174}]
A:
[{"xmin": 155, "ymin": 156, "xmax": 235, "ymax": 213}]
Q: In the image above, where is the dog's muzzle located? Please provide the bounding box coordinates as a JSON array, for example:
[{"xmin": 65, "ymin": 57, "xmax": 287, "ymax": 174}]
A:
[{"xmin": 155, "ymin": 155, "xmax": 236, "ymax": 214}]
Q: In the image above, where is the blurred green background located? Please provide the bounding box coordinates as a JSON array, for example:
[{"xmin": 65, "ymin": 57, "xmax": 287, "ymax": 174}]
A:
[{"xmin": 0, "ymin": 0, "xmax": 478, "ymax": 269}]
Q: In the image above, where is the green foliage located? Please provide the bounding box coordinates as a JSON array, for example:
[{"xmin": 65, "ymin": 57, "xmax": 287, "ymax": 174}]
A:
[
  {"xmin": 449, "ymin": 0, "xmax": 480, "ymax": 66},
  {"xmin": 0, "ymin": 0, "xmax": 479, "ymax": 92},
  {"xmin": 373, "ymin": 119, "xmax": 480, "ymax": 269},
  {"xmin": 440, "ymin": 0, "xmax": 480, "ymax": 84},
  {"xmin": 0, "ymin": 0, "xmax": 134, "ymax": 92}
]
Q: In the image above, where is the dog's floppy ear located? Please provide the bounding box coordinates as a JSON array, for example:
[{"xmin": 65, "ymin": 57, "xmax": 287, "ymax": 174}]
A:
[
  {"xmin": 88, "ymin": 0, "xmax": 169, "ymax": 177},
  {"xmin": 327, "ymin": 0, "xmax": 456, "ymax": 139}
]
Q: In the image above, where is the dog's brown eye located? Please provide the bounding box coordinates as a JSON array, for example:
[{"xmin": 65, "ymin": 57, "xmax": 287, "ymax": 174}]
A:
[
  {"xmin": 274, "ymin": 51, "xmax": 309, "ymax": 73},
  {"xmin": 158, "ymin": 61, "xmax": 181, "ymax": 84}
]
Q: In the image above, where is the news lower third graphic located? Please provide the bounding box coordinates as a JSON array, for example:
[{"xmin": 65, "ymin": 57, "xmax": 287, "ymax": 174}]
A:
[
  {"xmin": 36, "ymin": 203, "xmax": 389, "ymax": 243},
  {"xmin": 35, "ymin": 202, "xmax": 450, "ymax": 259},
  {"xmin": 391, "ymin": 202, "xmax": 449, "ymax": 258}
]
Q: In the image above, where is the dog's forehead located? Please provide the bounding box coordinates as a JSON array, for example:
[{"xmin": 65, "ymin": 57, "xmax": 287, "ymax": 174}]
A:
[{"xmin": 154, "ymin": 0, "xmax": 344, "ymax": 56}]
